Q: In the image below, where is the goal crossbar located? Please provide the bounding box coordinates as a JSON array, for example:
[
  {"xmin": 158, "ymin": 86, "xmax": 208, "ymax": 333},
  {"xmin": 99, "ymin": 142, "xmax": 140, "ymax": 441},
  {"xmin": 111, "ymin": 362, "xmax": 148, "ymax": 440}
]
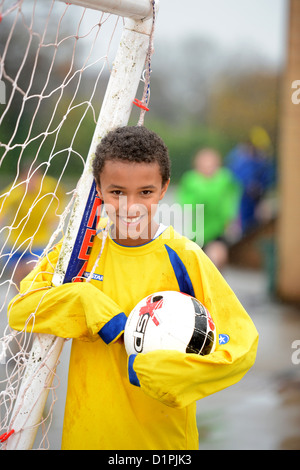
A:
[{"xmin": 59, "ymin": 0, "xmax": 155, "ymax": 19}]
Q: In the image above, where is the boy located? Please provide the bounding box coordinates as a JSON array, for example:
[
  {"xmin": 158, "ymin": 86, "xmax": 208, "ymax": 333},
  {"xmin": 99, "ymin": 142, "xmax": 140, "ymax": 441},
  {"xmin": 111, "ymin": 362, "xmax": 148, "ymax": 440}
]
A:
[{"xmin": 8, "ymin": 126, "xmax": 258, "ymax": 450}]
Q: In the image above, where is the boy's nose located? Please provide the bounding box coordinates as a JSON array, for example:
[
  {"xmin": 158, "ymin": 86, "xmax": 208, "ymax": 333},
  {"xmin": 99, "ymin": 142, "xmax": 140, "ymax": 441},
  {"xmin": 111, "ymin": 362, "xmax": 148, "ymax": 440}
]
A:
[{"xmin": 119, "ymin": 196, "xmax": 142, "ymax": 216}]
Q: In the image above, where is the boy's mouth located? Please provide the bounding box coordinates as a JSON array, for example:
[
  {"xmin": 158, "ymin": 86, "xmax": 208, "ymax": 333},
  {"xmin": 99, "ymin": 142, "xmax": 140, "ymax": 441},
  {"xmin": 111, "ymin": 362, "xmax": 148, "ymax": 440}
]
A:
[{"xmin": 119, "ymin": 215, "xmax": 144, "ymax": 226}]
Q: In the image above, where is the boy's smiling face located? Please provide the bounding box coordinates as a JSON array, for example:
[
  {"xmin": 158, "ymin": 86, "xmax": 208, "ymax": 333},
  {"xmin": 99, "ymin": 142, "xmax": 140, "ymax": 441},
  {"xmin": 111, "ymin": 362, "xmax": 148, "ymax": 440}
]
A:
[{"xmin": 96, "ymin": 159, "xmax": 169, "ymax": 246}]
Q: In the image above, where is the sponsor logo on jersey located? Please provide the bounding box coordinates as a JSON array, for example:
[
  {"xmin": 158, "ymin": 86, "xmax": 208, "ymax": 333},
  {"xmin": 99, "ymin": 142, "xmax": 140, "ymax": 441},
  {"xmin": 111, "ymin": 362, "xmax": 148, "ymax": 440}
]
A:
[
  {"xmin": 83, "ymin": 271, "xmax": 103, "ymax": 282},
  {"xmin": 219, "ymin": 333, "xmax": 230, "ymax": 345}
]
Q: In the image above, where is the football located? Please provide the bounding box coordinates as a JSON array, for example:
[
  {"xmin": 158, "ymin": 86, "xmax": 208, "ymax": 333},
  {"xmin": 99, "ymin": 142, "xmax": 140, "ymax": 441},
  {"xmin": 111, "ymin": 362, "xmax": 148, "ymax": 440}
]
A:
[{"xmin": 124, "ymin": 291, "xmax": 216, "ymax": 356}]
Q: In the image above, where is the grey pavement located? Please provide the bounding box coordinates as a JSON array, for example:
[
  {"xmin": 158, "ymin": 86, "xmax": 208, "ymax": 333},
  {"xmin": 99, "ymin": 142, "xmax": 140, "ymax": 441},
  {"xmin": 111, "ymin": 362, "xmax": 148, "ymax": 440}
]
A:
[{"xmin": 197, "ymin": 266, "xmax": 300, "ymax": 450}]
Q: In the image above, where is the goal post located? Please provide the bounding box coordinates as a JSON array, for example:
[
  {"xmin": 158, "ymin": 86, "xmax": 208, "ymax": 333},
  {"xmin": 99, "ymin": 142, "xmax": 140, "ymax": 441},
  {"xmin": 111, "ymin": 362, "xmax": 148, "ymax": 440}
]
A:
[{"xmin": 2, "ymin": 0, "xmax": 158, "ymax": 450}]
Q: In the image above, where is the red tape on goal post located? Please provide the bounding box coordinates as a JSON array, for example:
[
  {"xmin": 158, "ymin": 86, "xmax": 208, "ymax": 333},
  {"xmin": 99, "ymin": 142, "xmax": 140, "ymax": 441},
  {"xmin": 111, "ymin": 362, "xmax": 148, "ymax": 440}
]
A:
[
  {"xmin": 133, "ymin": 98, "xmax": 149, "ymax": 112},
  {"xmin": 0, "ymin": 429, "xmax": 15, "ymax": 443}
]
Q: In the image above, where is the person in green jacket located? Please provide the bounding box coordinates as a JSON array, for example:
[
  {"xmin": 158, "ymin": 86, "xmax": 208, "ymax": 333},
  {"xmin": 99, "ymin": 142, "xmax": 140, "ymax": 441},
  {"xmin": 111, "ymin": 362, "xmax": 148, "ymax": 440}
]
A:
[{"xmin": 177, "ymin": 148, "xmax": 241, "ymax": 270}]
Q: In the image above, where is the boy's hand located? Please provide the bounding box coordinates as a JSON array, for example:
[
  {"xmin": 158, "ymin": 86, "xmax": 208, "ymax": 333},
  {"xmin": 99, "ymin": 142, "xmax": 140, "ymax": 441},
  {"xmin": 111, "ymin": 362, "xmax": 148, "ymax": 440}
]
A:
[{"xmin": 116, "ymin": 335, "xmax": 124, "ymax": 345}]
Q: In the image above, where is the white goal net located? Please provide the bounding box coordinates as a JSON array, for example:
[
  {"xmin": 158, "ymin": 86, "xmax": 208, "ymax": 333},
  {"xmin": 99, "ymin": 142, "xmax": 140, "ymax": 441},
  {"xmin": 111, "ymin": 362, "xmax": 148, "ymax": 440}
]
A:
[{"xmin": 0, "ymin": 0, "xmax": 155, "ymax": 449}]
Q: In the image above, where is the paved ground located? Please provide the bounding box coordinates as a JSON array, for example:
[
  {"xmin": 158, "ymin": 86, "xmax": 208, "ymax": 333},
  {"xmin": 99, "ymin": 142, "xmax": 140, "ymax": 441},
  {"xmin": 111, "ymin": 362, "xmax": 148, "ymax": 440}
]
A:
[{"xmin": 196, "ymin": 266, "xmax": 300, "ymax": 450}]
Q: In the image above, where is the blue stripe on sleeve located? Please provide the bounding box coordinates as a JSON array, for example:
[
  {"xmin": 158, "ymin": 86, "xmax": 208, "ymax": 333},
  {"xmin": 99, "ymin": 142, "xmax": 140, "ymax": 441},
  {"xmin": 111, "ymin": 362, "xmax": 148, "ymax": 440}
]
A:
[
  {"xmin": 164, "ymin": 244, "xmax": 195, "ymax": 297},
  {"xmin": 128, "ymin": 354, "xmax": 140, "ymax": 387},
  {"xmin": 98, "ymin": 312, "xmax": 127, "ymax": 344}
]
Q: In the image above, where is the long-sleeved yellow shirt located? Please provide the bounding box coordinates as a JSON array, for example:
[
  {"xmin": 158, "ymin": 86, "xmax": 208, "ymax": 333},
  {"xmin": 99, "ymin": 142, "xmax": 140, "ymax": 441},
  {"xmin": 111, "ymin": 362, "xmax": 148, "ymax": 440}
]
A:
[{"xmin": 8, "ymin": 225, "xmax": 258, "ymax": 450}]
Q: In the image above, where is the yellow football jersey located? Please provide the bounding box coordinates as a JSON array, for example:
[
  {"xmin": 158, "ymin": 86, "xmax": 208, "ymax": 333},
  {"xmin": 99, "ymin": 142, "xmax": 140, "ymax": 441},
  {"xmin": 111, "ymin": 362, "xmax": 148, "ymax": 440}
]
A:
[{"xmin": 8, "ymin": 224, "xmax": 258, "ymax": 450}]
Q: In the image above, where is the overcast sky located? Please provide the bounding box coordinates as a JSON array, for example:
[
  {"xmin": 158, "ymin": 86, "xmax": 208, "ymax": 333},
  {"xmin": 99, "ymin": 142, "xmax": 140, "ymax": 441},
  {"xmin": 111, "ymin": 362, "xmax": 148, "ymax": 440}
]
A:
[{"xmin": 154, "ymin": 0, "xmax": 288, "ymax": 66}]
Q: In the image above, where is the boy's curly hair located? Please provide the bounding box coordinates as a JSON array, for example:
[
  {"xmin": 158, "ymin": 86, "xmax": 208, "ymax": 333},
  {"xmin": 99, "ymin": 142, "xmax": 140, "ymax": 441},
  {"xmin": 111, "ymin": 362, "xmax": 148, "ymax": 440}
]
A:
[{"xmin": 93, "ymin": 126, "xmax": 171, "ymax": 187}]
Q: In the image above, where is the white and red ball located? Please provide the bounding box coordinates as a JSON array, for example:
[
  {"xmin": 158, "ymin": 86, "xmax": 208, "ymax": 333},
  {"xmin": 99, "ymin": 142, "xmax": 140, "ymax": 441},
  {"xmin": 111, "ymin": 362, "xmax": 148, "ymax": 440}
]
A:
[{"xmin": 124, "ymin": 291, "xmax": 216, "ymax": 356}]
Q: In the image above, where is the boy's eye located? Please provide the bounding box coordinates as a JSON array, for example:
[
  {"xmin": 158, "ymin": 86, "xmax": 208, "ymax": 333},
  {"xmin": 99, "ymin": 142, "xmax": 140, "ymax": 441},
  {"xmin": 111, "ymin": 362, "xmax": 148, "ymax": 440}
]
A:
[{"xmin": 109, "ymin": 189, "xmax": 153, "ymax": 196}]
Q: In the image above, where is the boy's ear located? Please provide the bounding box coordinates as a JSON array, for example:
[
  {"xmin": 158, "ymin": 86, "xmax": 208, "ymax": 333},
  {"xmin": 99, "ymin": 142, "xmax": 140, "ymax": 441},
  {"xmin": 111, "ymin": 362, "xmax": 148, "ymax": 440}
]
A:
[
  {"xmin": 96, "ymin": 184, "xmax": 103, "ymax": 200},
  {"xmin": 159, "ymin": 179, "xmax": 170, "ymax": 201}
]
